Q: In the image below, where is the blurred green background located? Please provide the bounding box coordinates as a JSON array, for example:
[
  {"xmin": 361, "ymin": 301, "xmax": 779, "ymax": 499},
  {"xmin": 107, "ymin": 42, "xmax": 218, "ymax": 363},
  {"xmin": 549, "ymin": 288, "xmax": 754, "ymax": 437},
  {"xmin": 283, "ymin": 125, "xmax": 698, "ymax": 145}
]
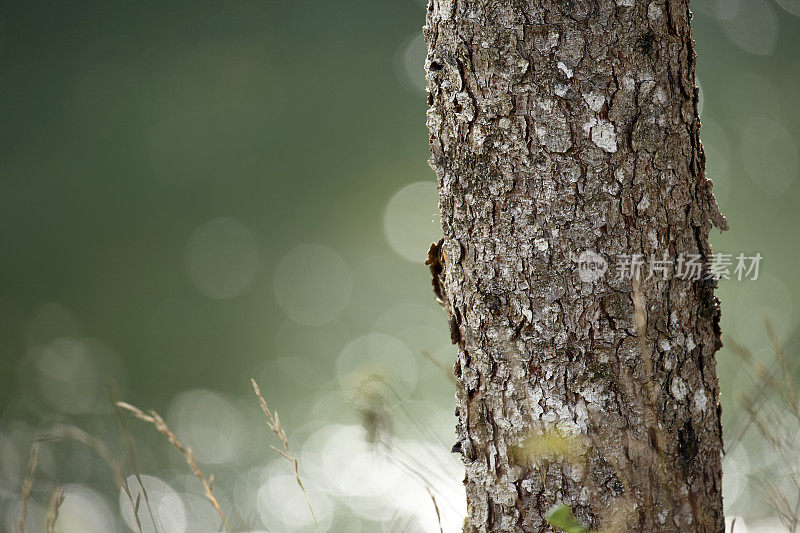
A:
[{"xmin": 0, "ymin": 0, "xmax": 799, "ymax": 531}]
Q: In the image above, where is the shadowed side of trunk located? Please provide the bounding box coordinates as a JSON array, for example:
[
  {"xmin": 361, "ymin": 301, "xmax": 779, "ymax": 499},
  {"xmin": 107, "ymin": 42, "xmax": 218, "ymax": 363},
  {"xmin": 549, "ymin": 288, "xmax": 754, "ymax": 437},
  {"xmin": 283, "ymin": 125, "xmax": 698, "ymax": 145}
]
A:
[{"xmin": 424, "ymin": 1, "xmax": 726, "ymax": 531}]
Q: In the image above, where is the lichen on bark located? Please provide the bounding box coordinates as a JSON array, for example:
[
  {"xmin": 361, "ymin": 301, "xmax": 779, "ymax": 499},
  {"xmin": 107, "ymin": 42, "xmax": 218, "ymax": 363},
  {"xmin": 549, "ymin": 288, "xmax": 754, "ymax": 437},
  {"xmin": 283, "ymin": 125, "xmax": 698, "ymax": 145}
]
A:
[{"xmin": 424, "ymin": 1, "xmax": 726, "ymax": 531}]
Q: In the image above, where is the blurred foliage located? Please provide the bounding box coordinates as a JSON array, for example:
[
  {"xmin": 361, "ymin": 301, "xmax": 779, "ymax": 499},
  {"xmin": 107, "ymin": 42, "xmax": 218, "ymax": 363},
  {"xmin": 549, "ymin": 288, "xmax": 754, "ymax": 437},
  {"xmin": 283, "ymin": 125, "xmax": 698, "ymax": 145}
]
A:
[{"xmin": 545, "ymin": 504, "xmax": 590, "ymax": 533}]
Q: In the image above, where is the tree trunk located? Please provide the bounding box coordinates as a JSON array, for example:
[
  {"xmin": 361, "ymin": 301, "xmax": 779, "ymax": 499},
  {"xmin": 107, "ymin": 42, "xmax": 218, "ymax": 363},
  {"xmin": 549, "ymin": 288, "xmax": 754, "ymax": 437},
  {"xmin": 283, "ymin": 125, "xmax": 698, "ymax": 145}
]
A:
[{"xmin": 424, "ymin": 1, "xmax": 727, "ymax": 531}]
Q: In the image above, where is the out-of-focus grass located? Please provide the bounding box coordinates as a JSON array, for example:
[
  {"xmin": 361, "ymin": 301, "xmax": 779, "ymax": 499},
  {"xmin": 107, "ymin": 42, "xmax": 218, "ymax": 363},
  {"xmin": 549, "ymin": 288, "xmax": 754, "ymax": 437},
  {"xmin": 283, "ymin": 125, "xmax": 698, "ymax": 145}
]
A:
[
  {"xmin": 114, "ymin": 401, "xmax": 233, "ymax": 532},
  {"xmin": 10, "ymin": 322, "xmax": 800, "ymax": 532},
  {"xmin": 251, "ymin": 378, "xmax": 319, "ymax": 531},
  {"xmin": 727, "ymin": 321, "xmax": 800, "ymax": 531}
]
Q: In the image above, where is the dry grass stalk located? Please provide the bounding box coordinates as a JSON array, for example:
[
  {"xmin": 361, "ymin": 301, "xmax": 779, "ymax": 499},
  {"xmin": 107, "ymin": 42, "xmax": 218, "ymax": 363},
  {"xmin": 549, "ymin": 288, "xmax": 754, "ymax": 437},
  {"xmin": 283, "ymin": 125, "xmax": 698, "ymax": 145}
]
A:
[
  {"xmin": 36, "ymin": 424, "xmax": 125, "ymax": 488},
  {"xmin": 34, "ymin": 423, "xmax": 143, "ymax": 533},
  {"xmin": 734, "ymin": 320, "xmax": 800, "ymax": 531},
  {"xmin": 107, "ymin": 386, "xmax": 150, "ymax": 533},
  {"xmin": 115, "ymin": 401, "xmax": 232, "ymax": 533},
  {"xmin": 420, "ymin": 349, "xmax": 456, "ymax": 384},
  {"xmin": 17, "ymin": 442, "xmax": 39, "ymax": 533},
  {"xmin": 425, "ymin": 486, "xmax": 444, "ymax": 533},
  {"xmin": 726, "ymin": 337, "xmax": 777, "ymax": 446},
  {"xmin": 250, "ymin": 378, "xmax": 319, "ymax": 531},
  {"xmin": 45, "ymin": 485, "xmax": 64, "ymax": 533},
  {"xmin": 766, "ymin": 321, "xmax": 800, "ymax": 420}
]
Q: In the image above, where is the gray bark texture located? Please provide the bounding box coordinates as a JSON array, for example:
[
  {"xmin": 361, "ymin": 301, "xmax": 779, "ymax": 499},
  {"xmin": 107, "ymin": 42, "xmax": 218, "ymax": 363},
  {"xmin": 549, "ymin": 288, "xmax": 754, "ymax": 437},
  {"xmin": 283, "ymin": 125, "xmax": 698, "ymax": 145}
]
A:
[{"xmin": 423, "ymin": 1, "xmax": 727, "ymax": 531}]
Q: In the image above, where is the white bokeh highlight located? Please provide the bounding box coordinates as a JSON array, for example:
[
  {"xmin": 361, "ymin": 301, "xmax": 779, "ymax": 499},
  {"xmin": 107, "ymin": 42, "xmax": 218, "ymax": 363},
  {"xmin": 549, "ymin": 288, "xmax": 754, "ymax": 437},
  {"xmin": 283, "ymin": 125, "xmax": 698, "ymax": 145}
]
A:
[
  {"xmin": 57, "ymin": 485, "xmax": 116, "ymax": 533},
  {"xmin": 256, "ymin": 470, "xmax": 333, "ymax": 532},
  {"xmin": 120, "ymin": 475, "xmax": 186, "ymax": 533},
  {"xmin": 301, "ymin": 424, "xmax": 466, "ymax": 531}
]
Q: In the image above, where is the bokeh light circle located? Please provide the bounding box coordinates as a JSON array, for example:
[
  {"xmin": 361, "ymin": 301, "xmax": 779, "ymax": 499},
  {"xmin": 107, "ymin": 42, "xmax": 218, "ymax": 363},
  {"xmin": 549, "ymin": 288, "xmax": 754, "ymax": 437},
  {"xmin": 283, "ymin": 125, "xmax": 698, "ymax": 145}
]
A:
[
  {"xmin": 58, "ymin": 484, "xmax": 116, "ymax": 532},
  {"xmin": 27, "ymin": 337, "xmax": 122, "ymax": 415},
  {"xmin": 741, "ymin": 117, "xmax": 798, "ymax": 195},
  {"xmin": 274, "ymin": 244, "xmax": 352, "ymax": 326},
  {"xmin": 719, "ymin": 0, "xmax": 778, "ymax": 55},
  {"xmin": 700, "ymin": 119, "xmax": 731, "ymax": 205},
  {"xmin": 120, "ymin": 475, "xmax": 186, "ymax": 533},
  {"xmin": 256, "ymin": 469, "xmax": 333, "ymax": 531},
  {"xmin": 317, "ymin": 425, "xmax": 405, "ymax": 516},
  {"xmin": 337, "ymin": 333, "xmax": 418, "ymax": 403},
  {"xmin": 733, "ymin": 273, "xmax": 793, "ymax": 348},
  {"xmin": 722, "ymin": 446, "xmax": 749, "ymax": 514},
  {"xmin": 775, "ymin": 0, "xmax": 800, "ymax": 16},
  {"xmin": 383, "ymin": 181, "xmax": 440, "ymax": 263},
  {"xmin": 168, "ymin": 389, "xmax": 245, "ymax": 465},
  {"xmin": 393, "ymin": 33, "xmax": 427, "ymax": 94},
  {"xmin": 186, "ymin": 217, "xmax": 261, "ymax": 299}
]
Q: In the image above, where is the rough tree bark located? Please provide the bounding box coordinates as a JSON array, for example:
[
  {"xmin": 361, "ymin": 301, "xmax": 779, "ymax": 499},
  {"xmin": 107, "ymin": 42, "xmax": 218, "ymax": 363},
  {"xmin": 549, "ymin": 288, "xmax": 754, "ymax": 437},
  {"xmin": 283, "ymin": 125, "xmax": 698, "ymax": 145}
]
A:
[{"xmin": 424, "ymin": 1, "xmax": 727, "ymax": 531}]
